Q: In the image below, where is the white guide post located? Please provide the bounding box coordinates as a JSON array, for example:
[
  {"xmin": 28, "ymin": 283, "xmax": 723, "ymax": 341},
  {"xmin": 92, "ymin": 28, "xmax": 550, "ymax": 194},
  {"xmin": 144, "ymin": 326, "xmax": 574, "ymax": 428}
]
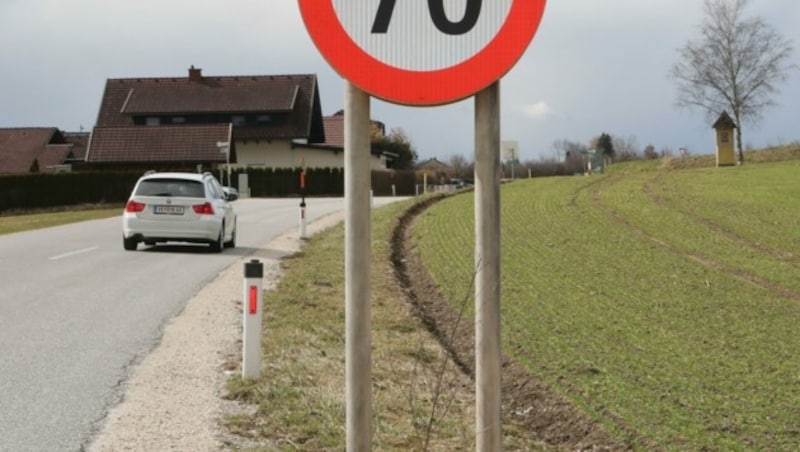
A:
[
  {"xmin": 299, "ymin": 201, "xmax": 307, "ymax": 239},
  {"xmin": 242, "ymin": 259, "xmax": 263, "ymax": 380}
]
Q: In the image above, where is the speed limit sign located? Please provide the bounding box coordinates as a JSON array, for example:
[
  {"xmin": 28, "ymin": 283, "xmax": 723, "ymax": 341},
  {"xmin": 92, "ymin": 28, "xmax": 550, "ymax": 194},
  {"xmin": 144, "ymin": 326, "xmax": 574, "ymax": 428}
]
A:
[{"xmin": 299, "ymin": 0, "xmax": 546, "ymax": 106}]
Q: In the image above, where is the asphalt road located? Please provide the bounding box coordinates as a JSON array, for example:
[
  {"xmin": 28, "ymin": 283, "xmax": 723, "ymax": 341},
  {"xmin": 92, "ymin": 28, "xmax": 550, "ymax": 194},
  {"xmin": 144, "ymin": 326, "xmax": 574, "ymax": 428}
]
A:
[{"xmin": 0, "ymin": 197, "xmax": 401, "ymax": 452}]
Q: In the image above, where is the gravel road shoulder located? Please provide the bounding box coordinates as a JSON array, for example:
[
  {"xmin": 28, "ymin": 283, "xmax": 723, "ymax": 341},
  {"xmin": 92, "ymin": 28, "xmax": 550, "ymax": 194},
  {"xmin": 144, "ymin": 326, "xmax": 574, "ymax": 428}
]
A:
[{"xmin": 86, "ymin": 213, "xmax": 344, "ymax": 451}]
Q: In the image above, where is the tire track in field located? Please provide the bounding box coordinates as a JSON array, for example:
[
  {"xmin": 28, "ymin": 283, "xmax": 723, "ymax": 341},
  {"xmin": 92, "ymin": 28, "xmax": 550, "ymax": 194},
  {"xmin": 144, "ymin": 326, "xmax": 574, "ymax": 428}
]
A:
[
  {"xmin": 591, "ymin": 174, "xmax": 800, "ymax": 302},
  {"xmin": 644, "ymin": 171, "xmax": 797, "ymax": 265}
]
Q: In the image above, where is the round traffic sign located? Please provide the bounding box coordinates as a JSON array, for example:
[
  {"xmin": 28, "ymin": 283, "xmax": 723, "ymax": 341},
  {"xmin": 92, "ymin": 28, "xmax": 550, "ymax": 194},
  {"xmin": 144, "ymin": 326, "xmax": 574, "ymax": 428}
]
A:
[{"xmin": 299, "ymin": 0, "xmax": 546, "ymax": 106}]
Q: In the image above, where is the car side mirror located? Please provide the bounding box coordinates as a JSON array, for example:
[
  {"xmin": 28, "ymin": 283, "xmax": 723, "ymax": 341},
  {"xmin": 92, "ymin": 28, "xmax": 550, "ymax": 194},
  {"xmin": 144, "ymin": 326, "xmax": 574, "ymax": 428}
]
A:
[{"xmin": 223, "ymin": 187, "xmax": 239, "ymax": 202}]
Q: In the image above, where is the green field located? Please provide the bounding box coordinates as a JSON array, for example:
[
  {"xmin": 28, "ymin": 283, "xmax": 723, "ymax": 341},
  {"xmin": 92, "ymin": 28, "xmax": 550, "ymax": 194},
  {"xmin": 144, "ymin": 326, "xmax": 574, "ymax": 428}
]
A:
[
  {"xmin": 414, "ymin": 156, "xmax": 800, "ymax": 449},
  {"xmin": 0, "ymin": 206, "xmax": 121, "ymax": 235}
]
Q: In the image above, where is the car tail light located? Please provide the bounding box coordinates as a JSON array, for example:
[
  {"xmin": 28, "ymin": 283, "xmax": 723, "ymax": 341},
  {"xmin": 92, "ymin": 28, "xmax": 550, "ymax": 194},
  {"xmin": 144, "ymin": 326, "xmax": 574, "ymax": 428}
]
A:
[
  {"xmin": 125, "ymin": 200, "xmax": 146, "ymax": 213},
  {"xmin": 193, "ymin": 202, "xmax": 215, "ymax": 215}
]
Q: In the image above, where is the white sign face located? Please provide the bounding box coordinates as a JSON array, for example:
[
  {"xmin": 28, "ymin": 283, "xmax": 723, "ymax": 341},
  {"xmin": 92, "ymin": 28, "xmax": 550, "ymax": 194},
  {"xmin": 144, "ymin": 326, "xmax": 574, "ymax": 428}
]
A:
[
  {"xmin": 299, "ymin": 0, "xmax": 547, "ymax": 105},
  {"xmin": 335, "ymin": 0, "xmax": 513, "ymax": 71}
]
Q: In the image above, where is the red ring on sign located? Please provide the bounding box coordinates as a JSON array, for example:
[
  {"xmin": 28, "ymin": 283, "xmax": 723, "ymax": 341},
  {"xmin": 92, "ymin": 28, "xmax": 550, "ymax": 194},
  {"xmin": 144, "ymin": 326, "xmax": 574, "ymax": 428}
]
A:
[{"xmin": 299, "ymin": 0, "xmax": 546, "ymax": 106}]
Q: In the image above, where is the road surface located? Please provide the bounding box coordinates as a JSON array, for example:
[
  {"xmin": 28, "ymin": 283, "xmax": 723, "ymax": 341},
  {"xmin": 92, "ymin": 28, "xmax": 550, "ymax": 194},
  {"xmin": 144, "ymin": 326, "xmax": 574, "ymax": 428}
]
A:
[{"xmin": 0, "ymin": 197, "xmax": 399, "ymax": 451}]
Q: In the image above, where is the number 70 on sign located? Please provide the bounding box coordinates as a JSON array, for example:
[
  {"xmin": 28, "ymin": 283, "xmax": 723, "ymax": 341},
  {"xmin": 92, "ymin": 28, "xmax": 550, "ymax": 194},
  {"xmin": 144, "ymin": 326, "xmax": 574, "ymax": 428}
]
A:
[
  {"xmin": 298, "ymin": 0, "xmax": 546, "ymax": 106},
  {"xmin": 372, "ymin": 0, "xmax": 483, "ymax": 35}
]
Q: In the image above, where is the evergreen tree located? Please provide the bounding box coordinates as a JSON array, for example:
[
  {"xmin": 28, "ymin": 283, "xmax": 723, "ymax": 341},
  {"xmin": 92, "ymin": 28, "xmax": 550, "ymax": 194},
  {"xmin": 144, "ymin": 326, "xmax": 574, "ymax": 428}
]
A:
[
  {"xmin": 596, "ymin": 133, "xmax": 615, "ymax": 160},
  {"xmin": 372, "ymin": 127, "xmax": 418, "ymax": 170}
]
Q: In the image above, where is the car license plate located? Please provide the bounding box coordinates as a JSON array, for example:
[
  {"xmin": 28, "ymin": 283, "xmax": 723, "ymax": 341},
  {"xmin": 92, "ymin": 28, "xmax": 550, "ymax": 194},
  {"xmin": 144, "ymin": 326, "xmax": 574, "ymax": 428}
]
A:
[{"xmin": 153, "ymin": 205, "xmax": 184, "ymax": 215}]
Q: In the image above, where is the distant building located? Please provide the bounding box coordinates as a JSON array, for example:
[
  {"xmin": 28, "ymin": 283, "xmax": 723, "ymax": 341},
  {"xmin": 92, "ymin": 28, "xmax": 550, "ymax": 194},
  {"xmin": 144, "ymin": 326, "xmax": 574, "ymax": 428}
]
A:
[
  {"xmin": 713, "ymin": 111, "xmax": 737, "ymax": 167},
  {"xmin": 84, "ymin": 66, "xmax": 390, "ymax": 171},
  {"xmin": 0, "ymin": 128, "xmax": 87, "ymax": 174},
  {"xmin": 416, "ymin": 157, "xmax": 451, "ymax": 184},
  {"xmin": 293, "ymin": 110, "xmax": 394, "ymax": 170}
]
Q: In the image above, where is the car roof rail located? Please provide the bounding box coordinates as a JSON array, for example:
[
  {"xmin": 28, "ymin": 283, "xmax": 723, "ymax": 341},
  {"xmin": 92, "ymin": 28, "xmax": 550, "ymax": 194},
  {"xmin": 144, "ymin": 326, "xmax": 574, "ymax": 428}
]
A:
[{"xmin": 144, "ymin": 170, "xmax": 157, "ymax": 176}]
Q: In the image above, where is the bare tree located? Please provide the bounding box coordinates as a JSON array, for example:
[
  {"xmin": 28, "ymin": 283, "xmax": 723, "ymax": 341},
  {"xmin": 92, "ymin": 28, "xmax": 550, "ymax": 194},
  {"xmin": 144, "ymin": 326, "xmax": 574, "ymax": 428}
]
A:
[
  {"xmin": 448, "ymin": 154, "xmax": 470, "ymax": 179},
  {"xmin": 551, "ymin": 139, "xmax": 566, "ymax": 161},
  {"xmin": 612, "ymin": 134, "xmax": 639, "ymax": 161},
  {"xmin": 644, "ymin": 144, "xmax": 659, "ymax": 160},
  {"xmin": 669, "ymin": 0, "xmax": 795, "ymax": 164}
]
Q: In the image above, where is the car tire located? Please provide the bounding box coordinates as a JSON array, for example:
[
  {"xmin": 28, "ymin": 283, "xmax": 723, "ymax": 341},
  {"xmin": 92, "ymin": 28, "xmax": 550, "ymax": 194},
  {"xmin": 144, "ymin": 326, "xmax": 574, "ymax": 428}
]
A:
[
  {"xmin": 224, "ymin": 220, "xmax": 236, "ymax": 248},
  {"xmin": 123, "ymin": 236, "xmax": 138, "ymax": 251},
  {"xmin": 210, "ymin": 225, "xmax": 224, "ymax": 253}
]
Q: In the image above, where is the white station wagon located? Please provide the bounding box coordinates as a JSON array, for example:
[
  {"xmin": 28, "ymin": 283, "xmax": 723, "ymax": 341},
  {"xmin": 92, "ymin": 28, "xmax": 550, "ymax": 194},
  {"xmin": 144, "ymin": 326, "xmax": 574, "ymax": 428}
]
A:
[{"xmin": 122, "ymin": 171, "xmax": 238, "ymax": 252}]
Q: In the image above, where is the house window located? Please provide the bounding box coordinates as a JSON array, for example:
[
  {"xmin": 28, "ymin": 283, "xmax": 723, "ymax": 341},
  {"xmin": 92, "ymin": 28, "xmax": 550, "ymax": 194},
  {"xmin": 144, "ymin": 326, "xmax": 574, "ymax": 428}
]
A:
[
  {"xmin": 146, "ymin": 117, "xmax": 160, "ymax": 126},
  {"xmin": 172, "ymin": 116, "xmax": 186, "ymax": 124},
  {"xmin": 720, "ymin": 131, "xmax": 729, "ymax": 144},
  {"xmin": 232, "ymin": 116, "xmax": 246, "ymax": 126},
  {"xmin": 257, "ymin": 115, "xmax": 272, "ymax": 124}
]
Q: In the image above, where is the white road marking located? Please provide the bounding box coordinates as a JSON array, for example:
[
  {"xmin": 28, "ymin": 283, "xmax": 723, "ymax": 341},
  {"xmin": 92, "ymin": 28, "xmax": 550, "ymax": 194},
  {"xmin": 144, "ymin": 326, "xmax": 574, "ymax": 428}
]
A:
[{"xmin": 49, "ymin": 246, "xmax": 99, "ymax": 261}]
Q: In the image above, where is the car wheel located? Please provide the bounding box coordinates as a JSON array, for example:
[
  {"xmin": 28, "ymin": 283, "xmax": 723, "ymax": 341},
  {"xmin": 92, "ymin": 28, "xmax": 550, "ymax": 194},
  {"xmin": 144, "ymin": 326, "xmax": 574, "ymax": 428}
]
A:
[
  {"xmin": 210, "ymin": 225, "xmax": 224, "ymax": 253},
  {"xmin": 224, "ymin": 220, "xmax": 236, "ymax": 248},
  {"xmin": 123, "ymin": 236, "xmax": 138, "ymax": 251}
]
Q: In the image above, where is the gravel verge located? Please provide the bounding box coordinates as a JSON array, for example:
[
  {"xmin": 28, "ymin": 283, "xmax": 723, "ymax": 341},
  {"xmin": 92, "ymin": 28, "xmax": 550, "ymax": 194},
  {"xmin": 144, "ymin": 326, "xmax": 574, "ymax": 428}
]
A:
[{"xmin": 87, "ymin": 213, "xmax": 344, "ymax": 451}]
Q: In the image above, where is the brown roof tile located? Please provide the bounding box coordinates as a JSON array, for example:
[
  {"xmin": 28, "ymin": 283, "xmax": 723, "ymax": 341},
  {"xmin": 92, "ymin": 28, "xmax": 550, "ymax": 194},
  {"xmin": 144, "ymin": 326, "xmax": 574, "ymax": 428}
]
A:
[
  {"xmin": 39, "ymin": 144, "xmax": 75, "ymax": 169},
  {"xmin": 0, "ymin": 127, "xmax": 64, "ymax": 174},
  {"xmin": 63, "ymin": 132, "xmax": 90, "ymax": 160},
  {"xmin": 122, "ymin": 84, "xmax": 298, "ymax": 115},
  {"xmin": 712, "ymin": 111, "xmax": 737, "ymax": 129},
  {"xmin": 322, "ymin": 115, "xmax": 344, "ymax": 148},
  {"xmin": 86, "ymin": 126, "xmax": 231, "ymax": 163},
  {"xmin": 95, "ymin": 71, "xmax": 323, "ymax": 141}
]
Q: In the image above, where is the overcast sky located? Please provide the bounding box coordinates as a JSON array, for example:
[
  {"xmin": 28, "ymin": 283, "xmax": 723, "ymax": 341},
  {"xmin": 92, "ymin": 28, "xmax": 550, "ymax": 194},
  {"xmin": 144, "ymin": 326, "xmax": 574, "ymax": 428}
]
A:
[{"xmin": 1, "ymin": 0, "xmax": 798, "ymax": 162}]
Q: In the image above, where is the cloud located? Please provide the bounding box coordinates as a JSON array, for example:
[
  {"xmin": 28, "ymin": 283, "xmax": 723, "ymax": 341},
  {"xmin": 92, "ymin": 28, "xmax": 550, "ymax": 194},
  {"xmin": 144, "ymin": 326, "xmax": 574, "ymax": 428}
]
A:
[{"xmin": 518, "ymin": 101, "xmax": 553, "ymax": 120}]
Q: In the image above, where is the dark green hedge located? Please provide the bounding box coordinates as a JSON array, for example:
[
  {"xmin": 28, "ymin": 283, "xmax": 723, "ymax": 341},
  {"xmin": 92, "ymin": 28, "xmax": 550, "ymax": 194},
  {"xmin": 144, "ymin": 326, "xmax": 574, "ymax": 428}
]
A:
[
  {"xmin": 0, "ymin": 168, "xmax": 418, "ymax": 213},
  {"xmin": 229, "ymin": 168, "xmax": 416, "ymax": 198},
  {"xmin": 0, "ymin": 172, "xmax": 141, "ymax": 212}
]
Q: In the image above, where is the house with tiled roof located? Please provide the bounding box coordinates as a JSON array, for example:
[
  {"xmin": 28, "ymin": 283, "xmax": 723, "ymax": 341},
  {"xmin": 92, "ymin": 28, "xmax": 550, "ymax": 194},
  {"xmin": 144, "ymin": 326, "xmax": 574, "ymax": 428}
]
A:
[
  {"xmin": 416, "ymin": 157, "xmax": 450, "ymax": 173},
  {"xmin": 85, "ymin": 66, "xmax": 389, "ymax": 172},
  {"xmin": 0, "ymin": 128, "xmax": 87, "ymax": 174},
  {"xmin": 293, "ymin": 110, "xmax": 395, "ymax": 170}
]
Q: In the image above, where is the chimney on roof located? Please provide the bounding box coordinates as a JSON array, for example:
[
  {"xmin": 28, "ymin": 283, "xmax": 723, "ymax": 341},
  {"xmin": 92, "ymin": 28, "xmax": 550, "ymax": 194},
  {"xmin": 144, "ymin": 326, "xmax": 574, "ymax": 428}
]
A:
[{"xmin": 188, "ymin": 65, "xmax": 203, "ymax": 82}]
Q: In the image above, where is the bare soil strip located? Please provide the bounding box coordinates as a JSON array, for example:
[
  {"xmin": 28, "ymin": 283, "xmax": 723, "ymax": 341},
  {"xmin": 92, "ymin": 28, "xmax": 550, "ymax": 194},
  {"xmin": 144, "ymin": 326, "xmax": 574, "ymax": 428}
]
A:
[{"xmin": 391, "ymin": 194, "xmax": 638, "ymax": 450}]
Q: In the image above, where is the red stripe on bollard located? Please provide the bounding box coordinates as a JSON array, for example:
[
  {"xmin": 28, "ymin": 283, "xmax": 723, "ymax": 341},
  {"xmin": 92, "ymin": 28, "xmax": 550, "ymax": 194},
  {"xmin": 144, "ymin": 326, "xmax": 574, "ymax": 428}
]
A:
[{"xmin": 249, "ymin": 286, "xmax": 258, "ymax": 314}]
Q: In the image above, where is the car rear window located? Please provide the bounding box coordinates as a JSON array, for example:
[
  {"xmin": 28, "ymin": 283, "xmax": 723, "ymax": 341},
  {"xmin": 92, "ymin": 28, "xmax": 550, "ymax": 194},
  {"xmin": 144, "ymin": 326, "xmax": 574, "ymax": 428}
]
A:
[{"xmin": 135, "ymin": 179, "xmax": 205, "ymax": 198}]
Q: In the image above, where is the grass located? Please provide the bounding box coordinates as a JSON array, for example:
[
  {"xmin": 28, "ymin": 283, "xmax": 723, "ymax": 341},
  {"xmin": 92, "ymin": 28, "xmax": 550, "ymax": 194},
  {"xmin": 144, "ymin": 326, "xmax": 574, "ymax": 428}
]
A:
[
  {"xmin": 6, "ymin": 146, "xmax": 797, "ymax": 449},
  {"xmin": 221, "ymin": 199, "xmax": 549, "ymax": 450},
  {"xmin": 0, "ymin": 205, "xmax": 122, "ymax": 235},
  {"xmin": 413, "ymin": 149, "xmax": 800, "ymax": 449}
]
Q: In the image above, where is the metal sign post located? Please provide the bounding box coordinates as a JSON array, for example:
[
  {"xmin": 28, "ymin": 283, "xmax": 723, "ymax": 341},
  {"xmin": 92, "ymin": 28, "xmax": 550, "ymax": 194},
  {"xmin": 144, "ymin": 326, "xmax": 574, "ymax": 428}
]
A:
[
  {"xmin": 344, "ymin": 82, "xmax": 372, "ymax": 450},
  {"xmin": 217, "ymin": 141, "xmax": 231, "ymax": 186},
  {"xmin": 475, "ymin": 82, "xmax": 502, "ymax": 450}
]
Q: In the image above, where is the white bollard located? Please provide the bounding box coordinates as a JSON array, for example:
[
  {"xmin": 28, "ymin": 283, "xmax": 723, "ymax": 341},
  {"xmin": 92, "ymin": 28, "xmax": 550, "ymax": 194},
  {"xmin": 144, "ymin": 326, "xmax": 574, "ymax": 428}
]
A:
[
  {"xmin": 242, "ymin": 259, "xmax": 263, "ymax": 379},
  {"xmin": 299, "ymin": 201, "xmax": 307, "ymax": 239}
]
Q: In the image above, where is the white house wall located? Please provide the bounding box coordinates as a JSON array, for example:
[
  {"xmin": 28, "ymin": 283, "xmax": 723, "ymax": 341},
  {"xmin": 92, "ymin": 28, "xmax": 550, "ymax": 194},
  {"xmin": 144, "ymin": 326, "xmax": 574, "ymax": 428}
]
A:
[{"xmin": 235, "ymin": 139, "xmax": 386, "ymax": 169}]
